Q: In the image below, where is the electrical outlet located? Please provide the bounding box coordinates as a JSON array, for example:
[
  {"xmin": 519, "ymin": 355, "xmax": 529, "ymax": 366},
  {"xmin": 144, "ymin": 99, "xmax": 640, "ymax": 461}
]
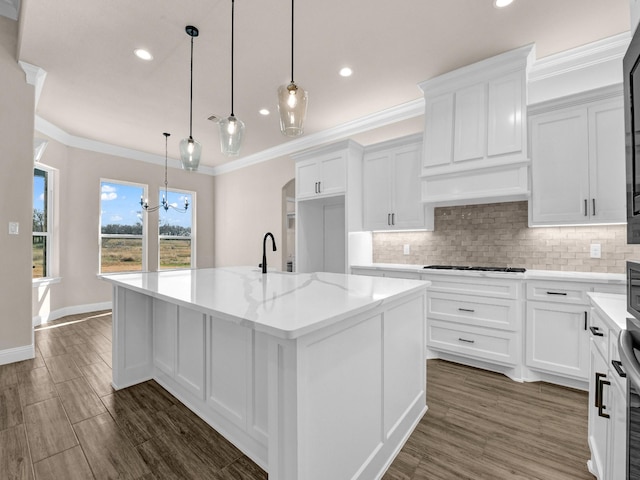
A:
[
  {"xmin": 8, "ymin": 222, "xmax": 18, "ymax": 235},
  {"xmin": 590, "ymin": 243, "xmax": 601, "ymax": 259},
  {"xmin": 403, "ymin": 244, "xmax": 410, "ymax": 255}
]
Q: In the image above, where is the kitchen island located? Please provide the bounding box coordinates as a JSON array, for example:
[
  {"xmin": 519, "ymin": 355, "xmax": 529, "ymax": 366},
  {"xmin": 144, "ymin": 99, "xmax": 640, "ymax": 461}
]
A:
[{"xmin": 101, "ymin": 267, "xmax": 429, "ymax": 480}]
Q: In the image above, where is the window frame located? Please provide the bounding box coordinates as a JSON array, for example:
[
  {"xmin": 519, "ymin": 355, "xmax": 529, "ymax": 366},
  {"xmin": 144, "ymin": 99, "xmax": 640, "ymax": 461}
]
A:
[
  {"xmin": 99, "ymin": 178, "xmax": 148, "ymax": 274},
  {"xmin": 32, "ymin": 165, "xmax": 55, "ymax": 281},
  {"xmin": 157, "ymin": 187, "xmax": 196, "ymax": 270}
]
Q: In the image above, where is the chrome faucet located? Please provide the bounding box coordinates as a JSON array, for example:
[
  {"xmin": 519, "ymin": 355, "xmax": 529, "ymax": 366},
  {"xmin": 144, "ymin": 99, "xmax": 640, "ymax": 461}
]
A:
[{"xmin": 261, "ymin": 232, "xmax": 277, "ymax": 274}]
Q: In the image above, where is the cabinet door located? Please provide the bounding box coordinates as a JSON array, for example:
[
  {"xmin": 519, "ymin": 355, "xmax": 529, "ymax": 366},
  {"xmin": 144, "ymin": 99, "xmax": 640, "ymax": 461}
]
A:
[
  {"xmin": 526, "ymin": 301, "xmax": 590, "ymax": 379},
  {"xmin": 363, "ymin": 152, "xmax": 392, "ymax": 230},
  {"xmin": 296, "ymin": 159, "xmax": 320, "ymax": 199},
  {"xmin": 588, "ymin": 100, "xmax": 626, "ymax": 224},
  {"xmin": 453, "ymin": 83, "xmax": 486, "ymax": 162},
  {"xmin": 424, "ymin": 93, "xmax": 454, "ymax": 168},
  {"xmin": 488, "ymin": 72, "xmax": 523, "ymax": 157},
  {"xmin": 391, "ymin": 146, "xmax": 424, "ymax": 229},
  {"xmin": 588, "ymin": 345, "xmax": 609, "ymax": 479},
  {"xmin": 530, "ymin": 108, "xmax": 590, "ymax": 225},
  {"xmin": 607, "ymin": 375, "xmax": 627, "ymax": 480},
  {"xmin": 318, "ymin": 153, "xmax": 346, "ymax": 197}
]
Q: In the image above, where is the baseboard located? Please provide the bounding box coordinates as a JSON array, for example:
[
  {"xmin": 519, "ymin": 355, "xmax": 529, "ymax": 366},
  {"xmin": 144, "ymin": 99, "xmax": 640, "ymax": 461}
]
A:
[
  {"xmin": 33, "ymin": 301, "xmax": 112, "ymax": 327},
  {"xmin": 0, "ymin": 343, "xmax": 35, "ymax": 366}
]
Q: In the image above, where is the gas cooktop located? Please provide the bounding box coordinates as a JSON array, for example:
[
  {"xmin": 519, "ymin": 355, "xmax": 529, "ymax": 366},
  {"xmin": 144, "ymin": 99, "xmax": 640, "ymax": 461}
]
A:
[{"xmin": 423, "ymin": 265, "xmax": 526, "ymax": 273}]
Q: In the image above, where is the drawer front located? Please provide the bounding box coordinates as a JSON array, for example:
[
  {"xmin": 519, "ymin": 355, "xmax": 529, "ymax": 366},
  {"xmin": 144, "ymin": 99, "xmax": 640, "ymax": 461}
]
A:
[
  {"xmin": 427, "ymin": 292, "xmax": 519, "ymax": 331},
  {"xmin": 384, "ymin": 271, "xmax": 422, "ymax": 280},
  {"xmin": 427, "ymin": 319, "xmax": 518, "ymax": 366},
  {"xmin": 589, "ymin": 308, "xmax": 609, "ymax": 360},
  {"xmin": 526, "ymin": 281, "xmax": 589, "ymax": 304},
  {"xmin": 422, "ymin": 274, "xmax": 520, "ymax": 299}
]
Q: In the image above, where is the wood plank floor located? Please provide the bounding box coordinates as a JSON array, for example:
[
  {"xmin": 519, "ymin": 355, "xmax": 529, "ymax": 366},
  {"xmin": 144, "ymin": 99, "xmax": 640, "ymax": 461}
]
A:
[{"xmin": 0, "ymin": 311, "xmax": 593, "ymax": 479}]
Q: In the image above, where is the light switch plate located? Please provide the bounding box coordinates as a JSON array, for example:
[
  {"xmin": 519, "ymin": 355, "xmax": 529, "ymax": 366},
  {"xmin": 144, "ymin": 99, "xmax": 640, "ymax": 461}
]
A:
[
  {"xmin": 590, "ymin": 243, "xmax": 601, "ymax": 259},
  {"xmin": 403, "ymin": 244, "xmax": 410, "ymax": 255},
  {"xmin": 8, "ymin": 222, "xmax": 18, "ymax": 235}
]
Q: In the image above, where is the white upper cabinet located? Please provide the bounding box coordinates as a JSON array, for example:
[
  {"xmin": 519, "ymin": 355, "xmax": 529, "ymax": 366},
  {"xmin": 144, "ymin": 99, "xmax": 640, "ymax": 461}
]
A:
[
  {"xmin": 363, "ymin": 134, "xmax": 430, "ymax": 231},
  {"xmin": 419, "ymin": 45, "xmax": 534, "ymax": 206},
  {"xmin": 296, "ymin": 148, "xmax": 348, "ymax": 200},
  {"xmin": 529, "ymin": 86, "xmax": 625, "ymax": 226}
]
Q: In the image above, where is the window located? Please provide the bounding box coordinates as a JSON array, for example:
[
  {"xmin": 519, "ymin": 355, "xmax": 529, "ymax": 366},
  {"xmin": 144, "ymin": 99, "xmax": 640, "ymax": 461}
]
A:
[
  {"xmin": 33, "ymin": 167, "xmax": 51, "ymax": 278},
  {"xmin": 159, "ymin": 189, "xmax": 194, "ymax": 270},
  {"xmin": 100, "ymin": 180, "xmax": 146, "ymax": 273}
]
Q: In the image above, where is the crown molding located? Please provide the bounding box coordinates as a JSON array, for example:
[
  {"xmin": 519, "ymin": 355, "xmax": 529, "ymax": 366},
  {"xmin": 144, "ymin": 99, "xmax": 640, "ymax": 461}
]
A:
[
  {"xmin": 19, "ymin": 61, "xmax": 47, "ymax": 108},
  {"xmin": 34, "ymin": 116, "xmax": 216, "ymax": 175},
  {"xmin": 211, "ymin": 97, "xmax": 425, "ymax": 176},
  {"xmin": 0, "ymin": 0, "xmax": 20, "ymax": 20},
  {"xmin": 529, "ymin": 31, "xmax": 631, "ymax": 82}
]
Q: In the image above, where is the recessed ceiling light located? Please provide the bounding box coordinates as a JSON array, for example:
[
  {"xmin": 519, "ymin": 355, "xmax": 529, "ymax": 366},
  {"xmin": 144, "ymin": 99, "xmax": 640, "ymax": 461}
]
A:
[
  {"xmin": 494, "ymin": 0, "xmax": 514, "ymax": 7},
  {"xmin": 339, "ymin": 67, "xmax": 353, "ymax": 77},
  {"xmin": 134, "ymin": 48, "xmax": 153, "ymax": 61},
  {"xmin": 259, "ymin": 108, "xmax": 270, "ymax": 116}
]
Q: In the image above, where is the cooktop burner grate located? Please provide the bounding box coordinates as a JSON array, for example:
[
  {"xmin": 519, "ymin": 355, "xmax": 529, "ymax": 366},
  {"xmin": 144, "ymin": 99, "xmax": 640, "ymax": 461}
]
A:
[{"xmin": 423, "ymin": 265, "xmax": 526, "ymax": 273}]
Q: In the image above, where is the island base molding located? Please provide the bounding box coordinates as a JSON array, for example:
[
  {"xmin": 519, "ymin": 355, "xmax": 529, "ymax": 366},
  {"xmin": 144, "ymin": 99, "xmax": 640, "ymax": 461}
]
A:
[{"xmin": 110, "ymin": 284, "xmax": 428, "ymax": 480}]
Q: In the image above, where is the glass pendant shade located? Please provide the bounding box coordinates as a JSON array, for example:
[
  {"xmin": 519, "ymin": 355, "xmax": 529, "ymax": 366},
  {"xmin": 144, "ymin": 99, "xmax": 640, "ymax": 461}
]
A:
[
  {"xmin": 277, "ymin": 82, "xmax": 308, "ymax": 137},
  {"xmin": 218, "ymin": 115, "xmax": 245, "ymax": 156},
  {"xmin": 179, "ymin": 136, "xmax": 202, "ymax": 171}
]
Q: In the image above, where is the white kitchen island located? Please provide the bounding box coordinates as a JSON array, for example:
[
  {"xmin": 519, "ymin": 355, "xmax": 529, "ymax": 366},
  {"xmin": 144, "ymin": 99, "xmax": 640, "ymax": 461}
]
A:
[{"xmin": 101, "ymin": 266, "xmax": 429, "ymax": 480}]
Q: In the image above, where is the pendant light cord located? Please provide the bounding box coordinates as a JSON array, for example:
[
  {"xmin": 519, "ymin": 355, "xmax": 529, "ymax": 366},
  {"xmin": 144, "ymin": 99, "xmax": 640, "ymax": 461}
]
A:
[
  {"xmin": 231, "ymin": 0, "xmax": 235, "ymax": 116},
  {"xmin": 189, "ymin": 35, "xmax": 194, "ymax": 138},
  {"xmin": 290, "ymin": 0, "xmax": 294, "ymax": 84},
  {"xmin": 163, "ymin": 133, "xmax": 169, "ymax": 194}
]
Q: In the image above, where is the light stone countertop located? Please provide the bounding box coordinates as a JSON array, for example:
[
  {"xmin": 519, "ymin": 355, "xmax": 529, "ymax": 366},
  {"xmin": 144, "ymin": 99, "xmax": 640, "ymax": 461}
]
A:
[
  {"xmin": 351, "ymin": 263, "xmax": 626, "ymax": 285},
  {"xmin": 102, "ymin": 266, "xmax": 429, "ymax": 339},
  {"xmin": 587, "ymin": 292, "xmax": 628, "ymax": 333}
]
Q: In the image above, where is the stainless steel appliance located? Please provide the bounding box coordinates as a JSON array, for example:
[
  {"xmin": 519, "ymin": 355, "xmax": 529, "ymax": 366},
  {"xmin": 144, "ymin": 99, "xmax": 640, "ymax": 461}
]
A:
[
  {"xmin": 624, "ymin": 23, "xmax": 640, "ymax": 243},
  {"xmin": 622, "ymin": 260, "xmax": 640, "ymax": 478},
  {"xmin": 422, "ymin": 265, "xmax": 526, "ymax": 273}
]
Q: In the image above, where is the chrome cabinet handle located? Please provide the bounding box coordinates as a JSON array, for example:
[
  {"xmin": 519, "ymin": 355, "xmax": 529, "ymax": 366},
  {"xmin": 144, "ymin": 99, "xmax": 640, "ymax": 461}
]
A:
[
  {"xmin": 458, "ymin": 308, "xmax": 475, "ymax": 313},
  {"xmin": 584, "ymin": 199, "xmax": 588, "ymax": 216},
  {"xmin": 592, "ymin": 198, "xmax": 596, "ymax": 216},
  {"xmin": 611, "ymin": 360, "xmax": 626, "ymax": 378},
  {"xmin": 458, "ymin": 338, "xmax": 475, "ymax": 344},
  {"xmin": 589, "ymin": 326, "xmax": 604, "ymax": 337}
]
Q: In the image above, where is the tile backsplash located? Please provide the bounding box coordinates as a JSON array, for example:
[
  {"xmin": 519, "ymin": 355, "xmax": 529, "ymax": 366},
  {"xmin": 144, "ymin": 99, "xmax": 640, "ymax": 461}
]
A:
[{"xmin": 372, "ymin": 201, "xmax": 640, "ymax": 273}]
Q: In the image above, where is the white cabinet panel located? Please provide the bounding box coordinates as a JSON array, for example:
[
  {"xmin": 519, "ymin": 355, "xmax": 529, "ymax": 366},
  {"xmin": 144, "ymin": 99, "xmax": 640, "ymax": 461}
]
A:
[
  {"xmin": 252, "ymin": 332, "xmax": 269, "ymax": 440},
  {"xmin": 529, "ymin": 89, "xmax": 625, "ymax": 226},
  {"xmin": 588, "ymin": 100, "xmax": 626, "ymax": 224},
  {"xmin": 296, "ymin": 160, "xmax": 320, "ymax": 199},
  {"xmin": 526, "ymin": 301, "xmax": 590, "ymax": 380},
  {"xmin": 363, "ymin": 152, "xmax": 393, "ymax": 230},
  {"xmin": 424, "ymin": 93, "xmax": 454, "ymax": 168},
  {"xmin": 208, "ymin": 316, "xmax": 250, "ymax": 426},
  {"xmin": 607, "ymin": 375, "xmax": 626, "ymax": 480},
  {"xmin": 176, "ymin": 307, "xmax": 206, "ymax": 399},
  {"xmin": 588, "ymin": 346, "xmax": 609, "ymax": 479},
  {"xmin": 295, "ymin": 151, "xmax": 346, "ymax": 200},
  {"xmin": 488, "ymin": 72, "xmax": 523, "ymax": 156},
  {"xmin": 363, "ymin": 136, "xmax": 425, "ymax": 231},
  {"xmin": 530, "ymin": 108, "xmax": 590, "ymax": 224},
  {"xmin": 153, "ymin": 299, "xmax": 176, "ymax": 376},
  {"xmin": 454, "ymin": 83, "xmax": 486, "ymax": 162}
]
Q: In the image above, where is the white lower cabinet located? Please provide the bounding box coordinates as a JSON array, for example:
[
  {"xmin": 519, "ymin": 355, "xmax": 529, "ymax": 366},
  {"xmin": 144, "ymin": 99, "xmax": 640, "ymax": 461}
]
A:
[
  {"xmin": 587, "ymin": 295, "xmax": 628, "ymax": 480},
  {"xmin": 525, "ymin": 301, "xmax": 590, "ymax": 380}
]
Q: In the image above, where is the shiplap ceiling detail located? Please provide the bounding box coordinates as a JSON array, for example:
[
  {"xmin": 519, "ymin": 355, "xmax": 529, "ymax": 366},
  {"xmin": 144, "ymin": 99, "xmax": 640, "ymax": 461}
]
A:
[{"xmin": 13, "ymin": 0, "xmax": 632, "ymax": 169}]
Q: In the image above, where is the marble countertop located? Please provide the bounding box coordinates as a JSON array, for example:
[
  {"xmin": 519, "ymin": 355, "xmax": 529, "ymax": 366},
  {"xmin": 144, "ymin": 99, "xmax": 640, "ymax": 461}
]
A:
[
  {"xmin": 351, "ymin": 263, "xmax": 626, "ymax": 284},
  {"xmin": 102, "ymin": 267, "xmax": 429, "ymax": 339},
  {"xmin": 587, "ymin": 292, "xmax": 628, "ymax": 333}
]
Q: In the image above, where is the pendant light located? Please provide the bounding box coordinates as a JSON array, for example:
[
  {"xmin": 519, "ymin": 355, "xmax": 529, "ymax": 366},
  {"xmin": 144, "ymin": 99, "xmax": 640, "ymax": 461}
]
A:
[
  {"xmin": 140, "ymin": 133, "xmax": 189, "ymax": 213},
  {"xmin": 218, "ymin": 0, "xmax": 245, "ymax": 156},
  {"xmin": 179, "ymin": 25, "xmax": 202, "ymax": 171},
  {"xmin": 277, "ymin": 0, "xmax": 308, "ymax": 137}
]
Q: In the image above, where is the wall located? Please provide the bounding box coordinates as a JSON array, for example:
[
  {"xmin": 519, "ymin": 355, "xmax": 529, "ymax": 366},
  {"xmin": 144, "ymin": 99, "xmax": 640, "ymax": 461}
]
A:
[
  {"xmin": 372, "ymin": 201, "xmax": 640, "ymax": 273},
  {"xmin": 214, "ymin": 155, "xmax": 294, "ymax": 269},
  {"xmin": 0, "ymin": 16, "xmax": 34, "ymax": 357},
  {"xmin": 32, "ymin": 137, "xmax": 215, "ymax": 323}
]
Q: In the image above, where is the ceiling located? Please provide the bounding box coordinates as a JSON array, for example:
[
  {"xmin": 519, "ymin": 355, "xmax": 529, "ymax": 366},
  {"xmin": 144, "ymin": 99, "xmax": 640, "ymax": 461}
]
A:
[{"xmin": 15, "ymin": 0, "xmax": 631, "ymax": 170}]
